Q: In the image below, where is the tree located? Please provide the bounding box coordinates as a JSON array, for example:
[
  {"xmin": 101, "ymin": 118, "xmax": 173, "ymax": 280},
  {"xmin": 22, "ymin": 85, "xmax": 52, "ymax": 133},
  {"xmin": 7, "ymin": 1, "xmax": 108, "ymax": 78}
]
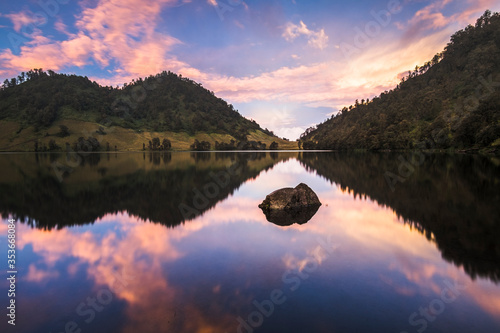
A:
[
  {"xmin": 58, "ymin": 125, "xmax": 70, "ymax": 137},
  {"xmin": 269, "ymin": 141, "xmax": 279, "ymax": 150},
  {"xmin": 191, "ymin": 139, "xmax": 211, "ymax": 151},
  {"xmin": 48, "ymin": 139, "xmax": 60, "ymax": 151},
  {"xmin": 162, "ymin": 138, "xmax": 171, "ymax": 150},
  {"xmin": 152, "ymin": 137, "xmax": 160, "ymax": 150}
]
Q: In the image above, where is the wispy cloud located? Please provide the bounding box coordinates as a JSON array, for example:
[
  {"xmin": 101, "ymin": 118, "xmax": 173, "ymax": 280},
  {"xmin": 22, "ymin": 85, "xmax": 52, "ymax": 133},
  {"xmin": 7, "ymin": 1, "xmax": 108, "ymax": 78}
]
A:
[
  {"xmin": 282, "ymin": 21, "xmax": 329, "ymax": 50},
  {"xmin": 1, "ymin": 10, "xmax": 46, "ymax": 32},
  {"xmin": 398, "ymin": 0, "xmax": 498, "ymax": 43}
]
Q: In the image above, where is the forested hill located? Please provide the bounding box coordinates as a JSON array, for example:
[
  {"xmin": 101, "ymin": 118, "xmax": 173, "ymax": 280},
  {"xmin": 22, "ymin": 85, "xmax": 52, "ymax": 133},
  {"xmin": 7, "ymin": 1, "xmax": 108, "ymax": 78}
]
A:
[
  {"xmin": 0, "ymin": 69, "xmax": 288, "ymax": 151},
  {"xmin": 300, "ymin": 10, "xmax": 500, "ymax": 152}
]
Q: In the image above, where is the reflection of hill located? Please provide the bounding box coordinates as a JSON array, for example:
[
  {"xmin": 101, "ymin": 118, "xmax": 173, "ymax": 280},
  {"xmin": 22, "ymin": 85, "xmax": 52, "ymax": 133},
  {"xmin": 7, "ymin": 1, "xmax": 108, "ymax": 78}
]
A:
[
  {"xmin": 0, "ymin": 152, "xmax": 295, "ymax": 229},
  {"xmin": 299, "ymin": 152, "xmax": 500, "ymax": 283}
]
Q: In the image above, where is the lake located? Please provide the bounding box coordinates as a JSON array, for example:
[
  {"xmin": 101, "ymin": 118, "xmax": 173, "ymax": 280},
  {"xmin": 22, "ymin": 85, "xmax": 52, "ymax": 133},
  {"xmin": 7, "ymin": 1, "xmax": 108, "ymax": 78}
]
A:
[{"xmin": 0, "ymin": 151, "xmax": 499, "ymax": 333}]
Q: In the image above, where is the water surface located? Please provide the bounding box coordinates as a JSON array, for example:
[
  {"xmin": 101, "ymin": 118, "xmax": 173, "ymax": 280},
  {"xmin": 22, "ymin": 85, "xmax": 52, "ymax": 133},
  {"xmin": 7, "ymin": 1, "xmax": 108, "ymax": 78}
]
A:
[{"xmin": 0, "ymin": 151, "xmax": 499, "ymax": 333}]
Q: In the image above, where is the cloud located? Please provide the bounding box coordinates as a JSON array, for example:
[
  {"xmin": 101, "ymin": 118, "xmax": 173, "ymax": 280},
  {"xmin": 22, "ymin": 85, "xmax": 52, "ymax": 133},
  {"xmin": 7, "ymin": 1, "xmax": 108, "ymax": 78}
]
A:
[
  {"xmin": 0, "ymin": 0, "xmax": 182, "ymax": 80},
  {"xmin": 282, "ymin": 21, "xmax": 329, "ymax": 50},
  {"xmin": 207, "ymin": 0, "xmax": 218, "ymax": 6},
  {"xmin": 1, "ymin": 10, "xmax": 46, "ymax": 32},
  {"xmin": 233, "ymin": 19, "xmax": 245, "ymax": 29},
  {"xmin": 398, "ymin": 0, "xmax": 498, "ymax": 43},
  {"xmin": 54, "ymin": 19, "xmax": 73, "ymax": 37}
]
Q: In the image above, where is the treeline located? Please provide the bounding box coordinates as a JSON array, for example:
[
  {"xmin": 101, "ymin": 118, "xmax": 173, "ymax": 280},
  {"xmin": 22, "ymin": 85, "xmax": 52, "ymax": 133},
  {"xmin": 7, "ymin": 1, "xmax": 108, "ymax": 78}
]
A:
[
  {"xmin": 300, "ymin": 11, "xmax": 500, "ymax": 151},
  {"xmin": 192, "ymin": 139, "xmax": 279, "ymax": 151},
  {"xmin": 214, "ymin": 140, "xmax": 279, "ymax": 151},
  {"xmin": 144, "ymin": 138, "xmax": 172, "ymax": 151},
  {"xmin": 0, "ymin": 69, "xmax": 276, "ymax": 140}
]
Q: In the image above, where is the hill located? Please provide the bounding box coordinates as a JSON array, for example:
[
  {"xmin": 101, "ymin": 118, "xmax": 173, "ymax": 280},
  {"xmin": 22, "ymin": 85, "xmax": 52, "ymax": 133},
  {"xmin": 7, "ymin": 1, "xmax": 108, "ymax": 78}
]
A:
[
  {"xmin": 0, "ymin": 69, "xmax": 297, "ymax": 151},
  {"xmin": 300, "ymin": 10, "xmax": 500, "ymax": 152}
]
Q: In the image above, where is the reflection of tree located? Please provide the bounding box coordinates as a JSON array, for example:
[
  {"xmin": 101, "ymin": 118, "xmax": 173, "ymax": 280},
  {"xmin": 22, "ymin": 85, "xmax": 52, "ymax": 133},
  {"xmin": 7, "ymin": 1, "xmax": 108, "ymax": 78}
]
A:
[
  {"xmin": 299, "ymin": 152, "xmax": 500, "ymax": 283},
  {"xmin": 0, "ymin": 152, "xmax": 295, "ymax": 230}
]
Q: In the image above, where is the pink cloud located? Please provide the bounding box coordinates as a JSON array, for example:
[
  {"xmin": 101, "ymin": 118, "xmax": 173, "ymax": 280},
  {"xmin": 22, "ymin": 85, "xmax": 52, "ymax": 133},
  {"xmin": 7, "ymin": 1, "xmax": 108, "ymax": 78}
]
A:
[
  {"xmin": 0, "ymin": 0, "xmax": 181, "ymax": 79},
  {"xmin": 60, "ymin": 34, "xmax": 93, "ymax": 67},
  {"xmin": 2, "ymin": 10, "xmax": 46, "ymax": 32},
  {"xmin": 54, "ymin": 19, "xmax": 73, "ymax": 37},
  {"xmin": 282, "ymin": 20, "xmax": 329, "ymax": 50},
  {"xmin": 0, "ymin": 43, "xmax": 63, "ymax": 74},
  {"xmin": 455, "ymin": 0, "xmax": 500, "ymax": 23},
  {"xmin": 400, "ymin": 0, "xmax": 498, "ymax": 42},
  {"xmin": 411, "ymin": 0, "xmax": 455, "ymax": 28}
]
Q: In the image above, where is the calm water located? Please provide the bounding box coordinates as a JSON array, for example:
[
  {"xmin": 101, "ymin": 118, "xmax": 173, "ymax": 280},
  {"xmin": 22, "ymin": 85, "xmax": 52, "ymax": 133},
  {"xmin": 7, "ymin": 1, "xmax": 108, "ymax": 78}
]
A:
[{"xmin": 0, "ymin": 151, "xmax": 499, "ymax": 333}]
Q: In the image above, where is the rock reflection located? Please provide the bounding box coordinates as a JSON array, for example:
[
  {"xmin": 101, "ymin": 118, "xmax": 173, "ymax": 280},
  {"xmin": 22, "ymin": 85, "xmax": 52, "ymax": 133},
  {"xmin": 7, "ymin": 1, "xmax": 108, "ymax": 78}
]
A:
[{"xmin": 261, "ymin": 205, "xmax": 321, "ymax": 226}]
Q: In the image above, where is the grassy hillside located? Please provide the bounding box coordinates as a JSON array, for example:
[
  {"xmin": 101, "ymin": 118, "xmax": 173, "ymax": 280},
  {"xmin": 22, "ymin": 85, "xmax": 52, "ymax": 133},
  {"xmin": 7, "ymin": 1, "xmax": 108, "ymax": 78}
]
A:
[
  {"xmin": 0, "ymin": 69, "xmax": 297, "ymax": 151},
  {"xmin": 301, "ymin": 11, "xmax": 500, "ymax": 152}
]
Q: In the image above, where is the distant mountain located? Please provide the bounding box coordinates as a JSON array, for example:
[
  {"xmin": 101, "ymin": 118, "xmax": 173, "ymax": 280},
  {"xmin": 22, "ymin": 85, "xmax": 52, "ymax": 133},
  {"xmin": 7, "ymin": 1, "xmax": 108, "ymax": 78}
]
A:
[
  {"xmin": 300, "ymin": 10, "xmax": 500, "ymax": 152},
  {"xmin": 0, "ymin": 69, "xmax": 295, "ymax": 151}
]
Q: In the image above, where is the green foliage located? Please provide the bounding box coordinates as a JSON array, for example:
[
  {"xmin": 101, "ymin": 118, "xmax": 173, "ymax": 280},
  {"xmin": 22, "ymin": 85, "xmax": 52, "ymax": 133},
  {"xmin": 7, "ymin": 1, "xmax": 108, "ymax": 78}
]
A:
[
  {"xmin": 301, "ymin": 11, "xmax": 500, "ymax": 151},
  {"xmin": 191, "ymin": 139, "xmax": 211, "ymax": 151},
  {"xmin": 58, "ymin": 125, "xmax": 70, "ymax": 137},
  {"xmin": 214, "ymin": 139, "xmax": 269, "ymax": 150},
  {"xmin": 215, "ymin": 140, "xmax": 237, "ymax": 150},
  {"xmin": 162, "ymin": 138, "xmax": 172, "ymax": 150},
  {"xmin": 0, "ymin": 69, "xmax": 274, "ymax": 142},
  {"xmin": 146, "ymin": 137, "xmax": 172, "ymax": 151},
  {"xmin": 48, "ymin": 139, "xmax": 60, "ymax": 151},
  {"xmin": 73, "ymin": 137, "xmax": 101, "ymax": 152}
]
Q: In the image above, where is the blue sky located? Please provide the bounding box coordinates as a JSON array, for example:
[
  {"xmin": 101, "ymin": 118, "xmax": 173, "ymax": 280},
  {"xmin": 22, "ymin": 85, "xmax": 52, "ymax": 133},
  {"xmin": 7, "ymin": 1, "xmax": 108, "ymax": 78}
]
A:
[{"xmin": 1, "ymin": 0, "xmax": 499, "ymax": 139}]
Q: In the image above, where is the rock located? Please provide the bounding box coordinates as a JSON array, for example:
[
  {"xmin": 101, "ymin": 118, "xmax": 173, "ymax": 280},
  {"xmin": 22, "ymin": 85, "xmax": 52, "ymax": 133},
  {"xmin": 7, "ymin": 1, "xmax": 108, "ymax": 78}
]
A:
[{"xmin": 258, "ymin": 183, "xmax": 322, "ymax": 226}]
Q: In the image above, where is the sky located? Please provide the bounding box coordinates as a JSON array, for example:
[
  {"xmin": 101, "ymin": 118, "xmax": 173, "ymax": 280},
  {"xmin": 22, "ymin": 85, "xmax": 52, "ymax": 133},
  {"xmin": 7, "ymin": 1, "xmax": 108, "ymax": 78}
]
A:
[{"xmin": 0, "ymin": 0, "xmax": 499, "ymax": 140}]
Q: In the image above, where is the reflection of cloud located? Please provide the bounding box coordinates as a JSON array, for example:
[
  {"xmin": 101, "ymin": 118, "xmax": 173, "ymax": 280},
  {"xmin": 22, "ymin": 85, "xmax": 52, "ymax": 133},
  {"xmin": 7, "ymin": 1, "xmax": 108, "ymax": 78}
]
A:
[
  {"xmin": 466, "ymin": 281, "xmax": 500, "ymax": 318},
  {"xmin": 0, "ymin": 220, "xmax": 8, "ymax": 233},
  {"xmin": 25, "ymin": 264, "xmax": 59, "ymax": 283}
]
